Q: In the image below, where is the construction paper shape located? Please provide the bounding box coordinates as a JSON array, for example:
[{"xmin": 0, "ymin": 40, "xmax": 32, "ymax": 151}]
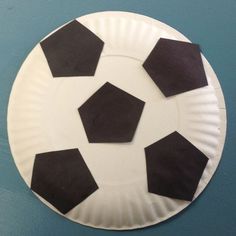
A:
[
  {"xmin": 40, "ymin": 20, "xmax": 104, "ymax": 77},
  {"xmin": 143, "ymin": 38, "xmax": 208, "ymax": 97},
  {"xmin": 145, "ymin": 131, "xmax": 208, "ymax": 201},
  {"xmin": 31, "ymin": 148, "xmax": 98, "ymax": 214},
  {"xmin": 78, "ymin": 82, "xmax": 145, "ymax": 143}
]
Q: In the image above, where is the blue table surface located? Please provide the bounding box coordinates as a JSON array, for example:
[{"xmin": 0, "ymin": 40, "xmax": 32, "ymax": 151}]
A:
[{"xmin": 0, "ymin": 0, "xmax": 236, "ymax": 235}]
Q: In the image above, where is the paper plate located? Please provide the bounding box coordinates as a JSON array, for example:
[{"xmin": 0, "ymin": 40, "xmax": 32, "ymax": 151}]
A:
[{"xmin": 7, "ymin": 11, "xmax": 226, "ymax": 230}]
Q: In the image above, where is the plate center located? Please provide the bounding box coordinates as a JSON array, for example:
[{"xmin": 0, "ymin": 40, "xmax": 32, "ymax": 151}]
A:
[{"xmin": 44, "ymin": 55, "xmax": 179, "ymax": 185}]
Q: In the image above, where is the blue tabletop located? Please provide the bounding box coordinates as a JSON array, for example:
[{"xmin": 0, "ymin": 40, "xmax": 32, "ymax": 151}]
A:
[{"xmin": 0, "ymin": 0, "xmax": 236, "ymax": 235}]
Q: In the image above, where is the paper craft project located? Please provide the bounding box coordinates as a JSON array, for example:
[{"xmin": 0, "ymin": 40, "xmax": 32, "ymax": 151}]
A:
[
  {"xmin": 78, "ymin": 82, "xmax": 145, "ymax": 143},
  {"xmin": 31, "ymin": 149, "xmax": 98, "ymax": 214},
  {"xmin": 145, "ymin": 131, "xmax": 208, "ymax": 201},
  {"xmin": 8, "ymin": 12, "xmax": 226, "ymax": 230},
  {"xmin": 143, "ymin": 38, "xmax": 208, "ymax": 97},
  {"xmin": 41, "ymin": 20, "xmax": 104, "ymax": 77}
]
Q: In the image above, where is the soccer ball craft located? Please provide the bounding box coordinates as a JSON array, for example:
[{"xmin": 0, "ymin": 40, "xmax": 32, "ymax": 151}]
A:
[{"xmin": 8, "ymin": 12, "xmax": 226, "ymax": 230}]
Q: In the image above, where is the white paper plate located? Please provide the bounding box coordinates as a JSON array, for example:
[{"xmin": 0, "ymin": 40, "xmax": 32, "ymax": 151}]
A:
[{"xmin": 7, "ymin": 11, "xmax": 226, "ymax": 230}]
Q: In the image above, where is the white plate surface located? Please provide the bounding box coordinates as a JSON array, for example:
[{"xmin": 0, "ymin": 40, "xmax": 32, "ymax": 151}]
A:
[{"xmin": 7, "ymin": 11, "xmax": 226, "ymax": 230}]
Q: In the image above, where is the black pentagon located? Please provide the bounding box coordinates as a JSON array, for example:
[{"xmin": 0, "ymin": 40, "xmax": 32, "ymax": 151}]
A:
[
  {"xmin": 145, "ymin": 131, "xmax": 208, "ymax": 201},
  {"xmin": 78, "ymin": 82, "xmax": 145, "ymax": 143},
  {"xmin": 143, "ymin": 38, "xmax": 208, "ymax": 97},
  {"xmin": 40, "ymin": 20, "xmax": 104, "ymax": 77},
  {"xmin": 31, "ymin": 149, "xmax": 98, "ymax": 214}
]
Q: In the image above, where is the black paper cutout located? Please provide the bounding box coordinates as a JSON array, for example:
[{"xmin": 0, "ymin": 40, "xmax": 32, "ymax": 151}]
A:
[
  {"xmin": 143, "ymin": 38, "xmax": 208, "ymax": 97},
  {"xmin": 31, "ymin": 149, "xmax": 98, "ymax": 214},
  {"xmin": 40, "ymin": 20, "xmax": 104, "ymax": 77},
  {"xmin": 145, "ymin": 131, "xmax": 208, "ymax": 201},
  {"xmin": 78, "ymin": 82, "xmax": 145, "ymax": 143}
]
